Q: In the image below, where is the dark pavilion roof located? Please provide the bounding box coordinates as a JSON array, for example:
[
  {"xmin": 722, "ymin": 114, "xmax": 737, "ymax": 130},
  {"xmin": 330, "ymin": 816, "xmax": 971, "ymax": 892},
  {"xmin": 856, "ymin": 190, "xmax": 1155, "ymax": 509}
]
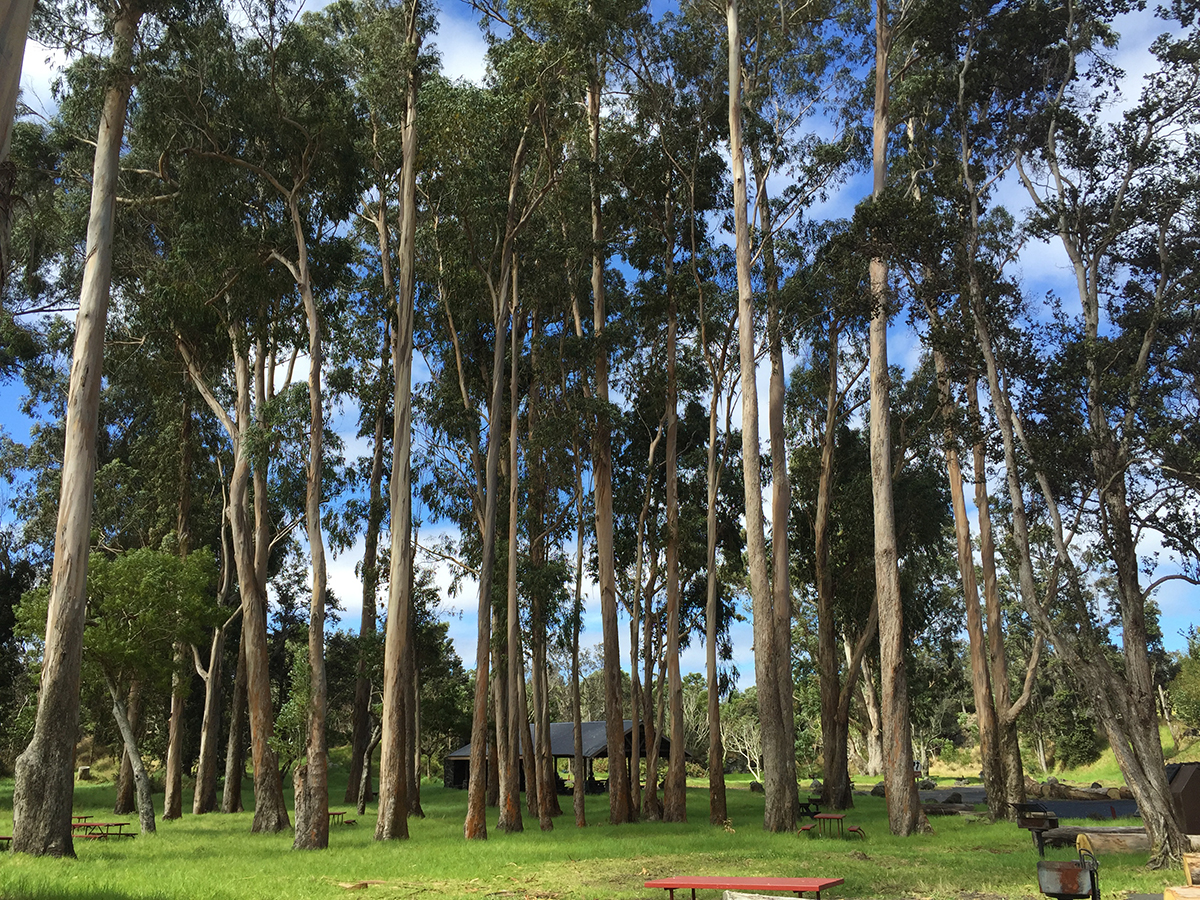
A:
[{"xmin": 446, "ymin": 720, "xmax": 684, "ymax": 761}]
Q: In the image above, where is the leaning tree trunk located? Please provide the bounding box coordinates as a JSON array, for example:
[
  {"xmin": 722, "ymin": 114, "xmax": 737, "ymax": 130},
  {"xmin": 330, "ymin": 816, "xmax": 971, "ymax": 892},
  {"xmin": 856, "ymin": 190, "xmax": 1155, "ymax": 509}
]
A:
[
  {"xmin": 0, "ymin": 0, "xmax": 36, "ymax": 295},
  {"xmin": 105, "ymin": 675, "xmax": 156, "ymax": 835},
  {"xmin": 115, "ymin": 679, "xmax": 141, "ymax": 815},
  {"xmin": 11, "ymin": 2, "xmax": 142, "ymax": 858}
]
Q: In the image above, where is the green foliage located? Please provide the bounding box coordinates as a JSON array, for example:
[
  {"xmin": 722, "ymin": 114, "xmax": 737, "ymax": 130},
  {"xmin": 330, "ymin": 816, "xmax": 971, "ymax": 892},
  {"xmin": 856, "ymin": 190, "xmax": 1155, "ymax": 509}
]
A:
[
  {"xmin": 271, "ymin": 639, "xmax": 312, "ymax": 771},
  {"xmin": 1169, "ymin": 628, "xmax": 1200, "ymax": 730}
]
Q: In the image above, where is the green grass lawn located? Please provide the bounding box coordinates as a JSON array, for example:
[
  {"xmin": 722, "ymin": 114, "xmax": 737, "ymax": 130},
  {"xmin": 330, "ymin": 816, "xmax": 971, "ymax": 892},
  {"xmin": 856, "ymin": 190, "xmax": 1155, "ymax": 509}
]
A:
[{"xmin": 0, "ymin": 762, "xmax": 1183, "ymax": 900}]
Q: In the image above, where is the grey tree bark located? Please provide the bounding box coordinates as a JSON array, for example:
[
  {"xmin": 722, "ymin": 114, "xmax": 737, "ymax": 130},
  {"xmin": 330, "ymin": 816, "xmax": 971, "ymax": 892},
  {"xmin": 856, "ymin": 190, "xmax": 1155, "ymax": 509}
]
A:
[{"xmin": 11, "ymin": 2, "xmax": 142, "ymax": 857}]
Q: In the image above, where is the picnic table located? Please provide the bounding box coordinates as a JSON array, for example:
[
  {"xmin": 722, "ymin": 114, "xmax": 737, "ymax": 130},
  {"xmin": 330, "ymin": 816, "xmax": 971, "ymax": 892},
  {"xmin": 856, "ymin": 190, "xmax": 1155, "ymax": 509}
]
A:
[
  {"xmin": 71, "ymin": 814, "xmax": 93, "ymax": 823},
  {"xmin": 797, "ymin": 796, "xmax": 822, "ymax": 818},
  {"xmin": 645, "ymin": 876, "xmax": 844, "ymax": 900},
  {"xmin": 72, "ymin": 821, "xmax": 134, "ymax": 839},
  {"xmin": 813, "ymin": 813, "xmax": 845, "ymax": 838},
  {"xmin": 328, "ymin": 811, "xmax": 346, "ymax": 825}
]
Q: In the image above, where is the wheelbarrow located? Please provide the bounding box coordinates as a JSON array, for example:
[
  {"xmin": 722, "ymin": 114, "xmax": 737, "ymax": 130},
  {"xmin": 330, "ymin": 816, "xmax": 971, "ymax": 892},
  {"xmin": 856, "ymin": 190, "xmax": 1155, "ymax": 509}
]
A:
[{"xmin": 1038, "ymin": 848, "xmax": 1099, "ymax": 900}]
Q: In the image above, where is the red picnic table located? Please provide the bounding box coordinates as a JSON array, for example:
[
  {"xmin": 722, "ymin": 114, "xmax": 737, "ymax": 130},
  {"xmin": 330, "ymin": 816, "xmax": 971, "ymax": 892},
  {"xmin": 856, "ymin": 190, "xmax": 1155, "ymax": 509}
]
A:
[
  {"xmin": 72, "ymin": 821, "xmax": 134, "ymax": 839},
  {"xmin": 645, "ymin": 876, "xmax": 844, "ymax": 900}
]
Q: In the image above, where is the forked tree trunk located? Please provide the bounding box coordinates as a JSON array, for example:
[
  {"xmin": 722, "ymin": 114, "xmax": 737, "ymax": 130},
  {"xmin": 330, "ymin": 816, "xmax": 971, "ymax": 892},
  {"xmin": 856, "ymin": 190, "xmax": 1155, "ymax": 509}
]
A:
[
  {"xmin": 105, "ymin": 675, "xmax": 156, "ymax": 835},
  {"xmin": 115, "ymin": 680, "xmax": 141, "ymax": 815},
  {"xmin": 725, "ymin": 0, "xmax": 791, "ymax": 834},
  {"xmin": 11, "ymin": 3, "xmax": 142, "ymax": 858}
]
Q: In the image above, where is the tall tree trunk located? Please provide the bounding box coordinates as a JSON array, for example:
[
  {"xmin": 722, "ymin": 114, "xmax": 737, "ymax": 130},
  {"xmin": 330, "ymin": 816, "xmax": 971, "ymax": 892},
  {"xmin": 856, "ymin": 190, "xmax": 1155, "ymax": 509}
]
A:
[
  {"xmin": 501, "ymin": 296, "xmax": 525, "ymax": 835},
  {"xmin": 377, "ymin": 1, "xmax": 421, "ymax": 838},
  {"xmin": 726, "ymin": 0, "xmax": 791, "ymax": 833},
  {"xmin": 291, "ymin": 198, "xmax": 329, "ymax": 851},
  {"xmin": 968, "ymin": 380, "xmax": 1034, "ymax": 815},
  {"xmin": 405, "ymin": 550, "xmax": 424, "ymax": 818},
  {"xmin": 347, "ymin": 339, "xmax": 387, "ymax": 805},
  {"xmin": 663, "ymin": 191, "xmax": 686, "ymax": 824},
  {"xmin": 572, "ymin": 434, "xmax": 588, "ymax": 829},
  {"xmin": 11, "ymin": 2, "xmax": 142, "ymax": 857},
  {"xmin": 868, "ymin": 0, "xmax": 926, "ymax": 837},
  {"xmin": 0, "ymin": 0, "xmax": 36, "ymax": 295},
  {"xmin": 760, "ymin": 187, "xmax": 797, "ymax": 819},
  {"xmin": 164, "ymin": 393, "xmax": 194, "ymax": 821},
  {"xmin": 105, "ymin": 675, "xmax": 156, "ymax": 835},
  {"xmin": 858, "ymin": 654, "xmax": 884, "ymax": 777},
  {"xmin": 115, "ymin": 680, "xmax": 142, "ymax": 815},
  {"xmin": 705, "ymin": 368, "xmax": 728, "ymax": 826},
  {"xmin": 588, "ymin": 62, "xmax": 632, "ymax": 826},
  {"xmin": 222, "ymin": 632, "xmax": 247, "ymax": 813},
  {"xmin": 932, "ymin": 348, "xmax": 1004, "ymax": 820}
]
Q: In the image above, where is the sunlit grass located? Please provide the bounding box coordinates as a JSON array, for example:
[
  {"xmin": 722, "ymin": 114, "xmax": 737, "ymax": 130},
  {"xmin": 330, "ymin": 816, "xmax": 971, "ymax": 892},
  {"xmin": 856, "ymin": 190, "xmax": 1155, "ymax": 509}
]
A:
[{"xmin": 0, "ymin": 755, "xmax": 1184, "ymax": 900}]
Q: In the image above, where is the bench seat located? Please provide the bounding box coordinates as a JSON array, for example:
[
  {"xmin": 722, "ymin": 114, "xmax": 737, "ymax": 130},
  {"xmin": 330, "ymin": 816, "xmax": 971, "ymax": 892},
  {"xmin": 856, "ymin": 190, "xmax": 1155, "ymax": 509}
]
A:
[{"xmin": 645, "ymin": 876, "xmax": 844, "ymax": 900}]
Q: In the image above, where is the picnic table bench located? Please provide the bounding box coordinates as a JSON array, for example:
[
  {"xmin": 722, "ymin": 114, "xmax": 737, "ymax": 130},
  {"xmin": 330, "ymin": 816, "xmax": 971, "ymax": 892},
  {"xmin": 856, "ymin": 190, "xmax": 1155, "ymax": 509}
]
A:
[
  {"xmin": 797, "ymin": 796, "xmax": 822, "ymax": 818},
  {"xmin": 72, "ymin": 821, "xmax": 134, "ymax": 839},
  {"xmin": 645, "ymin": 876, "xmax": 844, "ymax": 900},
  {"xmin": 1013, "ymin": 802, "xmax": 1059, "ymax": 858}
]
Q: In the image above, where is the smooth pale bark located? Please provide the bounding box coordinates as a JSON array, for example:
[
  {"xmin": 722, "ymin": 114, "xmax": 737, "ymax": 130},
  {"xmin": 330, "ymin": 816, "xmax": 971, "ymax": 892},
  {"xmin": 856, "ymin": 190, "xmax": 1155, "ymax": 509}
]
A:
[
  {"xmin": 726, "ymin": 0, "xmax": 791, "ymax": 833},
  {"xmin": 760, "ymin": 192, "xmax": 798, "ymax": 819},
  {"xmin": 115, "ymin": 680, "xmax": 141, "ymax": 814},
  {"xmin": 587, "ymin": 65, "xmax": 632, "ymax": 826},
  {"xmin": 105, "ymin": 675, "xmax": 156, "ymax": 835},
  {"xmin": 192, "ymin": 605, "xmax": 235, "ymax": 814},
  {"xmin": 663, "ymin": 193, "xmax": 686, "ymax": 823},
  {"xmin": 11, "ymin": 7, "xmax": 141, "ymax": 855},
  {"xmin": 0, "ymin": 0, "xmax": 35, "ymax": 294},
  {"xmin": 377, "ymin": 3, "xmax": 421, "ymax": 838},
  {"xmin": 404, "ymin": 558, "xmax": 423, "ymax": 818},
  {"xmin": 868, "ymin": 0, "xmax": 925, "ymax": 836},
  {"xmin": 347, "ymin": 336, "xmax": 387, "ymax": 805},
  {"xmin": 0, "ymin": 0, "xmax": 35, "ymax": 164},
  {"xmin": 289, "ymin": 191, "xmax": 330, "ymax": 851},
  {"xmin": 223, "ymin": 634, "xmax": 247, "ymax": 813},
  {"xmin": 162, "ymin": 644, "xmax": 187, "ymax": 820},
  {"xmin": 857, "ymin": 653, "xmax": 884, "ymax": 776}
]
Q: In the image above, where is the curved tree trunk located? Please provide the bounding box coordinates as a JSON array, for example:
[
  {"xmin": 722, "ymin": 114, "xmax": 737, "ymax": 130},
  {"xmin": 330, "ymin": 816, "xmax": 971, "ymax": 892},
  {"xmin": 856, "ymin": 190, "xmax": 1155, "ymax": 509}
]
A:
[
  {"xmin": 106, "ymin": 675, "xmax": 156, "ymax": 835},
  {"xmin": 115, "ymin": 679, "xmax": 141, "ymax": 815},
  {"xmin": 11, "ymin": 3, "xmax": 142, "ymax": 857}
]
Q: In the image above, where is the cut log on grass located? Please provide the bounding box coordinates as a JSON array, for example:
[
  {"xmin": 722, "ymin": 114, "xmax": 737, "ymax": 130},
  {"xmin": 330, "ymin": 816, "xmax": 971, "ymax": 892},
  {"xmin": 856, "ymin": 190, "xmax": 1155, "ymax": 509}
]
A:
[
  {"xmin": 1044, "ymin": 826, "xmax": 1147, "ymax": 848},
  {"xmin": 922, "ymin": 803, "xmax": 976, "ymax": 815},
  {"xmin": 1184, "ymin": 852, "xmax": 1200, "ymax": 886},
  {"xmin": 1164, "ymin": 887, "xmax": 1200, "ymax": 900},
  {"xmin": 1073, "ymin": 831, "xmax": 1151, "ymax": 854}
]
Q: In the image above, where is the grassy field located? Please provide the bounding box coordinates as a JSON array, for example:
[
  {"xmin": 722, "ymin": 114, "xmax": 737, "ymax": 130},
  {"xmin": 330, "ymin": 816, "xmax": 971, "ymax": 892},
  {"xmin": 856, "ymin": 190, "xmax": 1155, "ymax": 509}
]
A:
[{"xmin": 0, "ymin": 759, "xmax": 1186, "ymax": 900}]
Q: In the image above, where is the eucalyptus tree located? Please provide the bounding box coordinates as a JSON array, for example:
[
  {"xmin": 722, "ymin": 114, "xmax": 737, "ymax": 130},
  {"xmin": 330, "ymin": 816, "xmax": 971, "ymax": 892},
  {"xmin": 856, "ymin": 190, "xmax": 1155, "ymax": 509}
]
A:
[
  {"xmin": 784, "ymin": 222, "xmax": 875, "ymax": 811},
  {"xmin": 144, "ymin": 1, "xmax": 362, "ymax": 839},
  {"xmin": 415, "ymin": 56, "xmax": 561, "ymax": 837},
  {"xmin": 9, "ymin": 0, "xmax": 203, "ymax": 857},
  {"xmin": 0, "ymin": 0, "xmax": 36, "ymax": 294},
  {"xmin": 981, "ymin": 2, "xmax": 1200, "ymax": 863},
  {"xmin": 860, "ymin": 0, "xmax": 928, "ymax": 836}
]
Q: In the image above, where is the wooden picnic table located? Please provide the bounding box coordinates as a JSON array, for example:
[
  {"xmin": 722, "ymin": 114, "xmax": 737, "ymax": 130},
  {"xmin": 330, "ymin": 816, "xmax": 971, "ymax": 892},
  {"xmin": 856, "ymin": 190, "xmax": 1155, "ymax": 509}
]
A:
[
  {"xmin": 797, "ymin": 796, "xmax": 822, "ymax": 818},
  {"xmin": 71, "ymin": 814, "xmax": 93, "ymax": 823},
  {"xmin": 813, "ymin": 813, "xmax": 845, "ymax": 838},
  {"xmin": 328, "ymin": 811, "xmax": 346, "ymax": 825},
  {"xmin": 645, "ymin": 876, "xmax": 844, "ymax": 900},
  {"xmin": 72, "ymin": 821, "xmax": 133, "ymax": 839}
]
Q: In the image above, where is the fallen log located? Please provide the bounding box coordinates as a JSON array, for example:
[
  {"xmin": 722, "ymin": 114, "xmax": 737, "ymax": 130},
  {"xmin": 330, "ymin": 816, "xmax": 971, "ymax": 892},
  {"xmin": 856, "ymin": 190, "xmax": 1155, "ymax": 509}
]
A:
[{"xmin": 1043, "ymin": 826, "xmax": 1146, "ymax": 849}]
